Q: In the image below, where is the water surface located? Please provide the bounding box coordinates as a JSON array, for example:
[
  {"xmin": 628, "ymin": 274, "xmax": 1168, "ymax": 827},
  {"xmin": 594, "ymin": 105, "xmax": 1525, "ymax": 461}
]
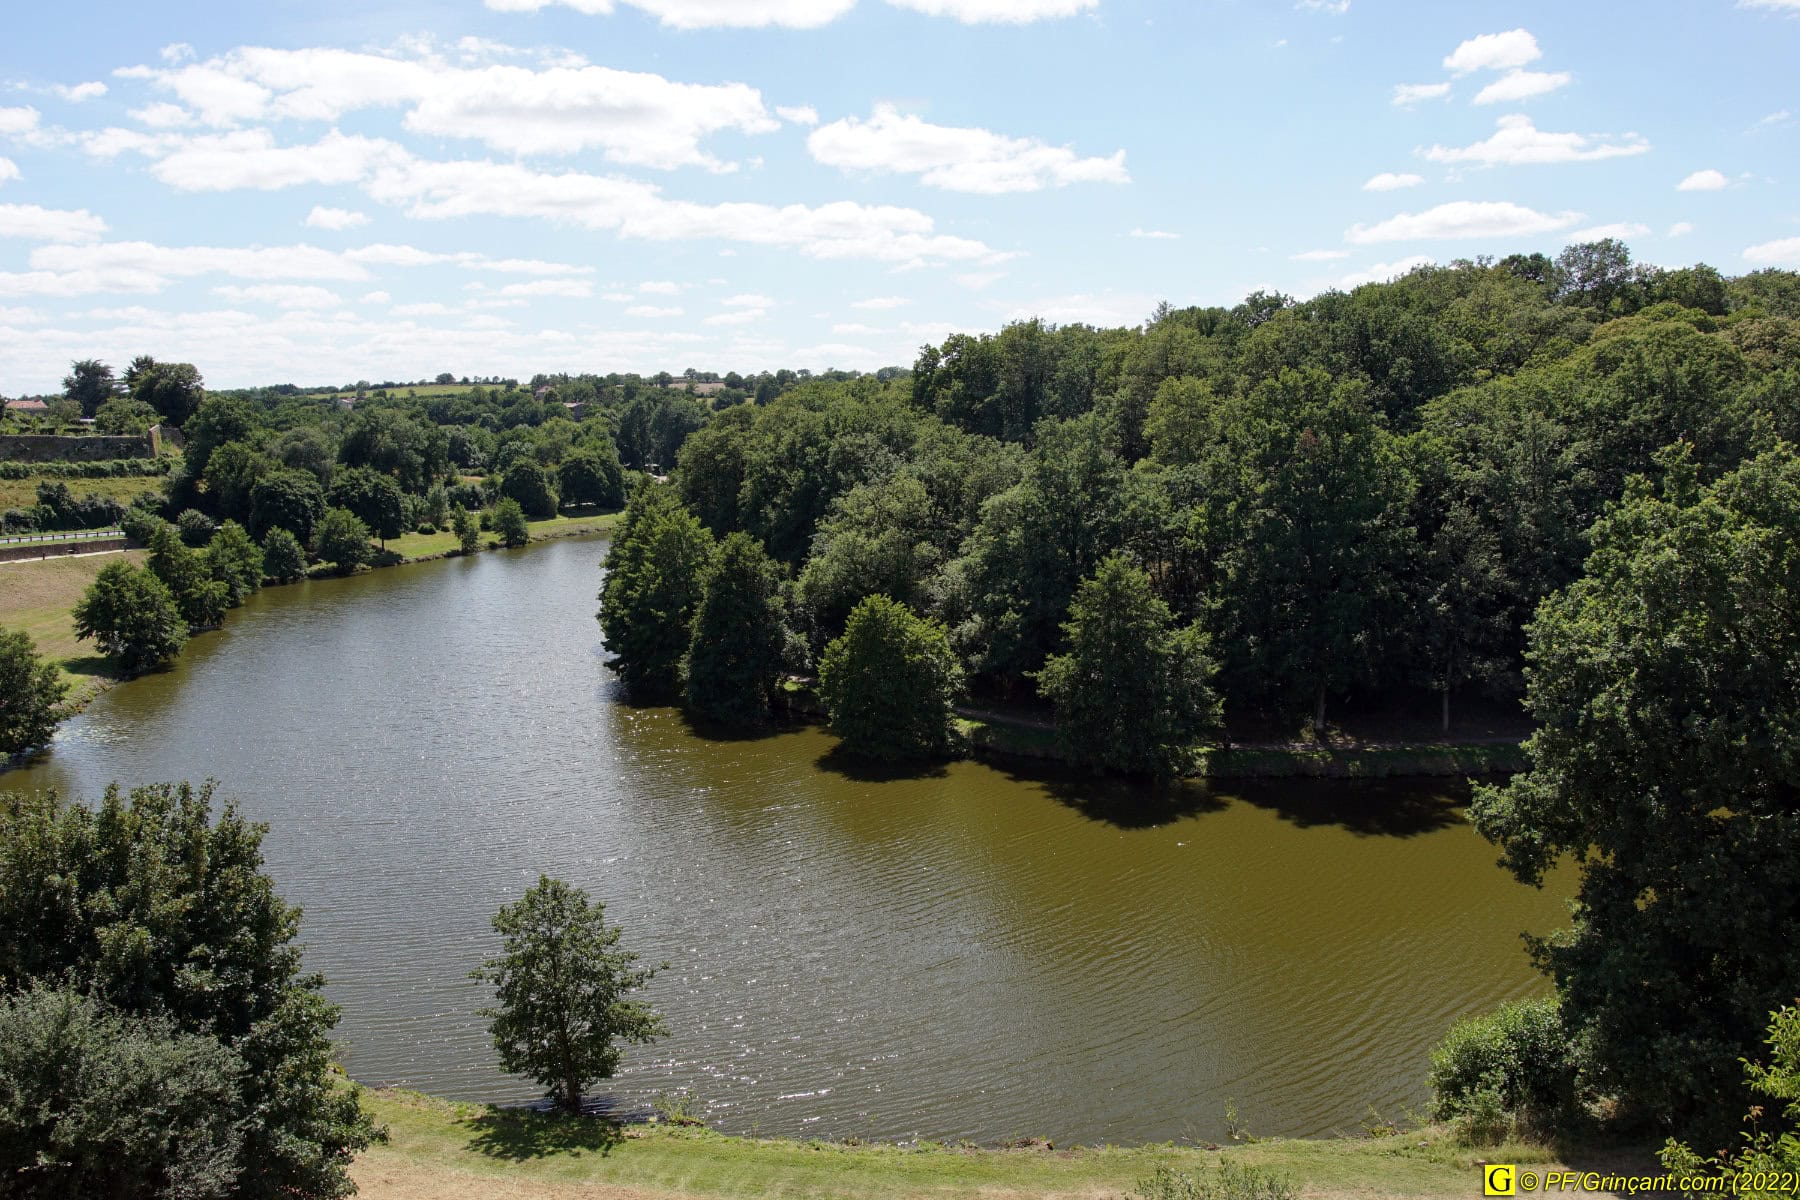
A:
[{"xmin": 6, "ymin": 538, "xmax": 1566, "ymax": 1143}]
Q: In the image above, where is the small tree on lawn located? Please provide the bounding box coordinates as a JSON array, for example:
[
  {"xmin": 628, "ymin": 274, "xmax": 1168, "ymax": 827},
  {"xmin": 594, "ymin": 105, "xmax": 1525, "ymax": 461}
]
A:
[
  {"xmin": 260, "ymin": 527, "xmax": 307, "ymax": 582},
  {"xmin": 72, "ymin": 562, "xmax": 187, "ymax": 674},
  {"xmin": 818, "ymin": 594, "xmax": 963, "ymax": 760},
  {"xmin": 310, "ymin": 507, "xmax": 371, "ymax": 574},
  {"xmin": 472, "ymin": 876, "xmax": 666, "ymax": 1113},
  {"xmin": 451, "ymin": 506, "xmax": 481, "ymax": 555},
  {"xmin": 492, "ymin": 498, "xmax": 530, "ymax": 548}
]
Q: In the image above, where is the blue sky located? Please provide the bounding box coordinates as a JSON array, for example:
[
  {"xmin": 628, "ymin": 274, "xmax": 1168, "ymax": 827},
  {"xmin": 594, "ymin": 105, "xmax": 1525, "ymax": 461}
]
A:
[{"xmin": 1, "ymin": 0, "xmax": 1796, "ymax": 390}]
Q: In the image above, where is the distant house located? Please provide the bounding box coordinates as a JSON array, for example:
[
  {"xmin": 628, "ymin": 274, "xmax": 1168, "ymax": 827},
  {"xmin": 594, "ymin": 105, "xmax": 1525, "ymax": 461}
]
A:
[
  {"xmin": 4, "ymin": 397, "xmax": 48, "ymax": 413},
  {"xmin": 334, "ymin": 396, "xmax": 356, "ymax": 411},
  {"xmin": 563, "ymin": 400, "xmax": 587, "ymax": 419}
]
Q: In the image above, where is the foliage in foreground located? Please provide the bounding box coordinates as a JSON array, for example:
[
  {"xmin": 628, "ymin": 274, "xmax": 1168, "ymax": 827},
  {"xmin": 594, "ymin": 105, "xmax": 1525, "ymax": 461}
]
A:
[
  {"xmin": 1133, "ymin": 1160, "xmax": 1298, "ymax": 1200},
  {"xmin": 0, "ymin": 782, "xmax": 379, "ymax": 1198},
  {"xmin": 818, "ymin": 594, "xmax": 963, "ymax": 760},
  {"xmin": 1663, "ymin": 1005, "xmax": 1800, "ymax": 1199},
  {"xmin": 472, "ymin": 875, "xmax": 666, "ymax": 1113},
  {"xmin": 0, "ymin": 985, "xmax": 246, "ymax": 1200},
  {"xmin": 0, "ymin": 629, "xmax": 69, "ymax": 757},
  {"xmin": 1428, "ymin": 997, "xmax": 1581, "ymax": 1144},
  {"xmin": 1472, "ymin": 445, "xmax": 1800, "ymax": 1142}
]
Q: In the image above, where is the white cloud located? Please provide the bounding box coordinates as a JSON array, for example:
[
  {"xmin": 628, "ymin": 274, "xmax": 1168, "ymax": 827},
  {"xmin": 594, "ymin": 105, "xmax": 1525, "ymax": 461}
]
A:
[
  {"xmin": 394, "ymin": 302, "xmax": 454, "ymax": 317},
  {"xmin": 361, "ymin": 290, "xmax": 391, "ymax": 303},
  {"xmin": 832, "ymin": 321, "xmax": 882, "ymax": 334},
  {"xmin": 1295, "ymin": 0, "xmax": 1350, "ymax": 12},
  {"xmin": 1339, "ymin": 255, "xmax": 1433, "ymax": 288},
  {"xmin": 808, "ymin": 103, "xmax": 1127, "ymax": 193},
  {"xmin": 1568, "ymin": 222, "xmax": 1650, "ymax": 241},
  {"xmin": 120, "ymin": 47, "xmax": 781, "ymax": 172},
  {"xmin": 1129, "ymin": 228, "xmax": 1180, "ymax": 239},
  {"xmin": 483, "ymin": 0, "xmax": 858, "ymax": 28},
  {"xmin": 1666, "ymin": 222, "xmax": 1694, "ymax": 238},
  {"xmin": 0, "ymin": 204, "xmax": 108, "ymax": 243},
  {"xmin": 1751, "ymin": 109, "xmax": 1792, "ymax": 131},
  {"xmin": 1444, "ymin": 29, "xmax": 1541, "ymax": 75},
  {"xmin": 704, "ymin": 307, "xmax": 766, "ymax": 325},
  {"xmin": 1290, "ymin": 248, "xmax": 1350, "ymax": 261},
  {"xmin": 1677, "ymin": 168, "xmax": 1728, "ymax": 191},
  {"xmin": 1363, "ymin": 172, "xmax": 1423, "ymax": 191},
  {"xmin": 884, "ymin": 0, "xmax": 1099, "ymax": 18},
  {"xmin": 141, "ymin": 129, "xmax": 405, "ymax": 191},
  {"xmin": 851, "ymin": 296, "xmax": 910, "ymax": 309},
  {"xmin": 722, "ymin": 292, "xmax": 772, "ymax": 307},
  {"xmin": 160, "ymin": 43, "xmax": 196, "ymax": 64},
  {"xmin": 1472, "ymin": 69, "xmax": 1571, "ymax": 104},
  {"xmin": 1739, "ymin": 0, "xmax": 1800, "ymax": 8},
  {"xmin": 0, "ymin": 240, "xmax": 375, "ymax": 298},
  {"xmin": 52, "ymin": 81, "xmax": 108, "ymax": 102},
  {"xmin": 129, "ymin": 102, "xmax": 195, "ymax": 128},
  {"xmin": 1003, "ymin": 290, "xmax": 1157, "ymax": 328},
  {"xmin": 212, "ymin": 284, "xmax": 343, "ymax": 309},
  {"xmin": 625, "ymin": 304, "xmax": 683, "ymax": 317},
  {"xmin": 1392, "ymin": 83, "xmax": 1451, "ymax": 107},
  {"xmin": 776, "ymin": 104, "xmax": 819, "ymax": 125},
  {"xmin": 1743, "ymin": 236, "xmax": 1800, "ymax": 265},
  {"xmin": 1346, "ymin": 200, "xmax": 1581, "ymax": 244},
  {"xmin": 1422, "ymin": 115, "xmax": 1649, "ymax": 167},
  {"xmin": 0, "ymin": 158, "xmax": 16, "ymax": 184},
  {"xmin": 638, "ymin": 280, "xmax": 682, "ymax": 294},
  {"xmin": 498, "ymin": 279, "xmax": 594, "ymax": 297},
  {"xmin": 304, "ymin": 205, "xmax": 370, "ymax": 230},
  {"xmin": 362, "ymin": 154, "xmax": 1005, "ymax": 266},
  {"xmin": 0, "ymin": 107, "xmax": 41, "ymax": 135}
]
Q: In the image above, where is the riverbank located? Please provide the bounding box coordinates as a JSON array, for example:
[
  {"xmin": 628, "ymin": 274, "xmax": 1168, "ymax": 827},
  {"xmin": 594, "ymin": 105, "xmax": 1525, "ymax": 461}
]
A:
[
  {"xmin": 0, "ymin": 510, "xmax": 619, "ymax": 719},
  {"xmin": 351, "ymin": 1087, "xmax": 1653, "ymax": 1200}
]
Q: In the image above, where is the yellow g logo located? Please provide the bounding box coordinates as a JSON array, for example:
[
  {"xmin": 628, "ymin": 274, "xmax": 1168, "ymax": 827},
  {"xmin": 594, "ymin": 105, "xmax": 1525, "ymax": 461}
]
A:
[{"xmin": 1484, "ymin": 1164, "xmax": 1516, "ymax": 1196}]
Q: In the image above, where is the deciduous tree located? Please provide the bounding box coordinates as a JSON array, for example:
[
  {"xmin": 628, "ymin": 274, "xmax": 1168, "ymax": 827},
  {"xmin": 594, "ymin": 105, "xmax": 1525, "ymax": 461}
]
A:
[{"xmin": 818, "ymin": 594, "xmax": 963, "ymax": 760}]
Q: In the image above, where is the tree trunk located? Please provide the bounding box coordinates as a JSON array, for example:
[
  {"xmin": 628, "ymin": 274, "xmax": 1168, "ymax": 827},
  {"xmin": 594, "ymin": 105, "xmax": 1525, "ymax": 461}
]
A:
[
  {"xmin": 563, "ymin": 1075, "xmax": 582, "ymax": 1113},
  {"xmin": 1313, "ymin": 684, "xmax": 1327, "ymax": 742},
  {"xmin": 1441, "ymin": 684, "xmax": 1451, "ymax": 735}
]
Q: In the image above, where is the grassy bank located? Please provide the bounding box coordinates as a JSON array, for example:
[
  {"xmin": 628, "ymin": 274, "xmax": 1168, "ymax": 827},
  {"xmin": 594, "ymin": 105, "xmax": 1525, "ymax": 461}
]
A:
[
  {"xmin": 0, "ymin": 512, "xmax": 619, "ymax": 714},
  {"xmin": 352, "ymin": 1088, "xmax": 1653, "ymax": 1200}
]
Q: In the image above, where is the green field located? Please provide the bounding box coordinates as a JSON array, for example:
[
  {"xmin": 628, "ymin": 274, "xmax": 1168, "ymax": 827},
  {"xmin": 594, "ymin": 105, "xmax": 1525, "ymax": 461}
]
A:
[
  {"xmin": 351, "ymin": 1088, "xmax": 1659, "ymax": 1200},
  {"xmin": 0, "ymin": 474, "xmax": 167, "ymax": 510},
  {"xmin": 301, "ymin": 383, "xmax": 487, "ymax": 403}
]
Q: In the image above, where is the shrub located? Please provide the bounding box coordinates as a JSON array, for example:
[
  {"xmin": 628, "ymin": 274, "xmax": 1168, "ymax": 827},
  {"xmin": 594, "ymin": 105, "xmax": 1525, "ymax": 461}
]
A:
[
  {"xmin": 492, "ymin": 497, "xmax": 530, "ymax": 548},
  {"xmin": 260, "ymin": 526, "xmax": 308, "ymax": 583},
  {"xmin": 1133, "ymin": 1161, "xmax": 1298, "ymax": 1200},
  {"xmin": 1428, "ymin": 998, "xmax": 1577, "ymax": 1132},
  {"xmin": 177, "ymin": 507, "xmax": 216, "ymax": 546},
  {"xmin": 416, "ymin": 521, "xmax": 436, "ymax": 535},
  {"xmin": 0, "ymin": 985, "xmax": 246, "ymax": 1200},
  {"xmin": 311, "ymin": 507, "xmax": 371, "ymax": 573}
]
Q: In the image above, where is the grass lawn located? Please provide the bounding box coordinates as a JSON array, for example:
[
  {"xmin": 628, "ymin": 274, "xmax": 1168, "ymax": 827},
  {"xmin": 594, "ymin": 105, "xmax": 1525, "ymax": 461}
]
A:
[
  {"xmin": 353, "ymin": 1088, "xmax": 1660, "ymax": 1200},
  {"xmin": 0, "ymin": 473, "xmax": 168, "ymax": 509},
  {"xmin": 0, "ymin": 550, "xmax": 148, "ymax": 699},
  {"xmin": 373, "ymin": 510, "xmax": 621, "ymax": 564}
]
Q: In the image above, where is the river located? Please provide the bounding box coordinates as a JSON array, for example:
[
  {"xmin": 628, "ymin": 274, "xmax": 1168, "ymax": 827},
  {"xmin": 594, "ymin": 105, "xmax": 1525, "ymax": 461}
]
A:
[{"xmin": 4, "ymin": 536, "xmax": 1567, "ymax": 1144}]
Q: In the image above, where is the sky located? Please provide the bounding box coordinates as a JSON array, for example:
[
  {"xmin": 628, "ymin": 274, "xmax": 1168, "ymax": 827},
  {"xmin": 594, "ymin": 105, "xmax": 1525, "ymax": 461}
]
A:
[{"xmin": 1, "ymin": 0, "xmax": 1797, "ymax": 391}]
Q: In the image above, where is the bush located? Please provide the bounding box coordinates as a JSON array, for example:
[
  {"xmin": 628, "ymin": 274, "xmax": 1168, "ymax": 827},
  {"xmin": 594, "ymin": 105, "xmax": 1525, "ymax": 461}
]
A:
[
  {"xmin": 260, "ymin": 526, "xmax": 308, "ymax": 583},
  {"xmin": 416, "ymin": 521, "xmax": 436, "ymax": 535},
  {"xmin": 1133, "ymin": 1161, "xmax": 1298, "ymax": 1200},
  {"xmin": 1428, "ymin": 998, "xmax": 1577, "ymax": 1133},
  {"xmin": 492, "ymin": 497, "xmax": 530, "ymax": 547},
  {"xmin": 310, "ymin": 506, "xmax": 371, "ymax": 573},
  {"xmin": 0, "ymin": 985, "xmax": 246, "ymax": 1200},
  {"xmin": 177, "ymin": 507, "xmax": 216, "ymax": 547}
]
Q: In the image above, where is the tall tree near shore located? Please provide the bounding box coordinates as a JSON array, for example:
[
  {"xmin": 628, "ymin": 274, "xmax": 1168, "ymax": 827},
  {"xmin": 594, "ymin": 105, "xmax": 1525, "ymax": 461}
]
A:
[
  {"xmin": 1036, "ymin": 554, "xmax": 1221, "ymax": 776},
  {"xmin": 1472, "ymin": 443, "xmax": 1800, "ymax": 1141},
  {"xmin": 71, "ymin": 562, "xmax": 188, "ymax": 674},
  {"xmin": 472, "ymin": 876, "xmax": 665, "ymax": 1113},
  {"xmin": 0, "ymin": 629, "xmax": 69, "ymax": 756},
  {"xmin": 685, "ymin": 532, "xmax": 789, "ymax": 725},
  {"xmin": 598, "ymin": 486, "xmax": 716, "ymax": 696},
  {"xmin": 818, "ymin": 594, "xmax": 963, "ymax": 761}
]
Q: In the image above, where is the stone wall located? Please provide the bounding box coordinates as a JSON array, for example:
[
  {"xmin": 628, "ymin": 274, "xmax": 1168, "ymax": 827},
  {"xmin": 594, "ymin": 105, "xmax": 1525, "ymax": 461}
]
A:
[{"xmin": 0, "ymin": 434, "xmax": 155, "ymax": 463}]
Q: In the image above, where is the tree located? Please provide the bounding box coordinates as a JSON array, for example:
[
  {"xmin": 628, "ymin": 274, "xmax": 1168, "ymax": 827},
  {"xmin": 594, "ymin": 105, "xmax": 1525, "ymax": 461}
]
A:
[
  {"xmin": 685, "ymin": 532, "xmax": 789, "ymax": 724},
  {"xmin": 1036, "ymin": 554, "xmax": 1221, "ymax": 776},
  {"xmin": 0, "ymin": 782, "xmax": 379, "ymax": 1197},
  {"xmin": 328, "ymin": 466, "xmax": 407, "ymax": 548},
  {"xmin": 148, "ymin": 523, "xmax": 229, "ymax": 629},
  {"xmin": 501, "ymin": 460, "xmax": 558, "ymax": 519},
  {"xmin": 204, "ymin": 520, "xmax": 263, "ymax": 607},
  {"xmin": 598, "ymin": 487, "xmax": 717, "ymax": 695},
  {"xmin": 128, "ymin": 359, "xmax": 206, "ymax": 426},
  {"xmin": 177, "ymin": 507, "xmax": 217, "ymax": 546},
  {"xmin": 492, "ymin": 497, "xmax": 530, "ymax": 548},
  {"xmin": 558, "ymin": 447, "xmax": 625, "ymax": 509},
  {"xmin": 250, "ymin": 470, "xmax": 326, "ymax": 543},
  {"xmin": 472, "ymin": 876, "xmax": 666, "ymax": 1113},
  {"xmin": 72, "ymin": 562, "xmax": 187, "ymax": 673},
  {"xmin": 94, "ymin": 396, "xmax": 159, "ymax": 436},
  {"xmin": 817, "ymin": 594, "xmax": 963, "ymax": 760},
  {"xmin": 451, "ymin": 505, "xmax": 481, "ymax": 555},
  {"xmin": 1414, "ymin": 503, "xmax": 1511, "ymax": 732},
  {"xmin": 62, "ymin": 358, "xmax": 117, "ymax": 418},
  {"xmin": 0, "ymin": 629, "xmax": 69, "ymax": 756},
  {"xmin": 1471, "ymin": 445, "xmax": 1800, "ymax": 1140},
  {"xmin": 310, "ymin": 507, "xmax": 371, "ymax": 574},
  {"xmin": 0, "ymin": 985, "xmax": 247, "ymax": 1200},
  {"xmin": 260, "ymin": 526, "xmax": 307, "ymax": 582}
]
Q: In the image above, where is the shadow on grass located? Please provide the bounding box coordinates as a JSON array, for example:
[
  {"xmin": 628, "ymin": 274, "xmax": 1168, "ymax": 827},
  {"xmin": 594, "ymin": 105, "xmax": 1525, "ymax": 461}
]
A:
[
  {"xmin": 465, "ymin": 1107, "xmax": 625, "ymax": 1162},
  {"xmin": 814, "ymin": 744, "xmax": 952, "ymax": 783},
  {"xmin": 59, "ymin": 653, "xmax": 117, "ymax": 681},
  {"xmin": 1230, "ymin": 777, "xmax": 1470, "ymax": 838}
]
